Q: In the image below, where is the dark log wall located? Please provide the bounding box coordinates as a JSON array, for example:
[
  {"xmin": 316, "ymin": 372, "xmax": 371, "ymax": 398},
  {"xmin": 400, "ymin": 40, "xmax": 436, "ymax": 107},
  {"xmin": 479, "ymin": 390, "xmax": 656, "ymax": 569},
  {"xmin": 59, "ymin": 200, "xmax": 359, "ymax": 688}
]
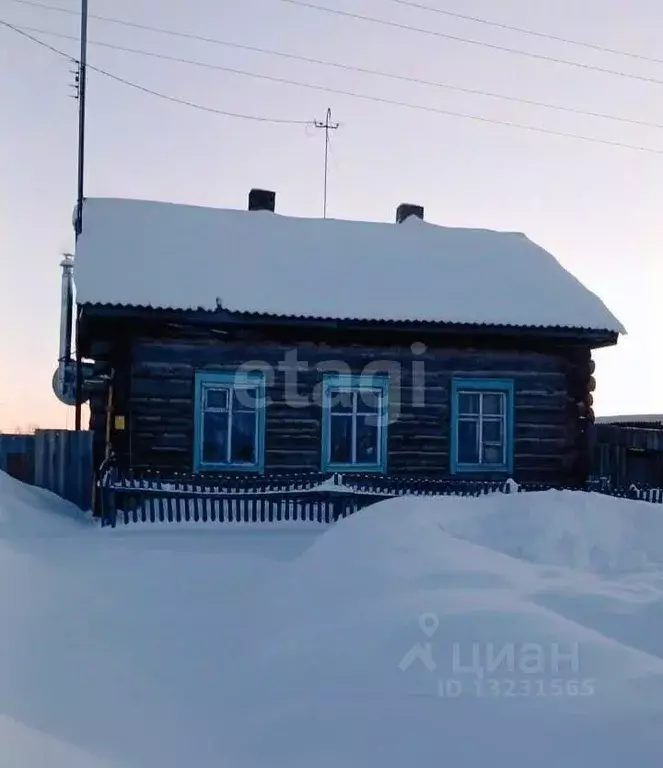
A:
[
  {"xmin": 87, "ymin": 345, "xmax": 111, "ymax": 474},
  {"xmin": 90, "ymin": 331, "xmax": 593, "ymax": 484},
  {"xmin": 86, "ymin": 334, "xmax": 132, "ymax": 475}
]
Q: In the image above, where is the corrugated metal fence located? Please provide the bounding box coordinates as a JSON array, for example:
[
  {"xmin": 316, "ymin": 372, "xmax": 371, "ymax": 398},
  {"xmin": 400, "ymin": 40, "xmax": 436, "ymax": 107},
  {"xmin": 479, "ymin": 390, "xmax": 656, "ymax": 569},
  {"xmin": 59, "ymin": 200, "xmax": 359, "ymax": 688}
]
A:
[
  {"xmin": 34, "ymin": 430, "xmax": 94, "ymax": 510},
  {"xmin": 0, "ymin": 434, "xmax": 35, "ymax": 484},
  {"xmin": 0, "ymin": 430, "xmax": 93, "ymax": 510}
]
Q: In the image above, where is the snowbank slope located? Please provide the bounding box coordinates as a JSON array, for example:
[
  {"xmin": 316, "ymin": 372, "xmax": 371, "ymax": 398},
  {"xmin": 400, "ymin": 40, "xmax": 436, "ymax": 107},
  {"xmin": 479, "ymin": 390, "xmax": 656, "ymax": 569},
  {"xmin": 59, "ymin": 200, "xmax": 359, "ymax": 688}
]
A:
[{"xmin": 1, "ymin": 472, "xmax": 662, "ymax": 767}]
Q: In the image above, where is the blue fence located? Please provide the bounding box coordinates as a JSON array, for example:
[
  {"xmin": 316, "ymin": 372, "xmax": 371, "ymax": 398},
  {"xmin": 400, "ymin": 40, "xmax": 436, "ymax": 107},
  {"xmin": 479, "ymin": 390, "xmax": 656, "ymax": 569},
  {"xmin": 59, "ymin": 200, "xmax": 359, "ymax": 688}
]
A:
[
  {"xmin": 0, "ymin": 434, "xmax": 35, "ymax": 484},
  {"xmin": 34, "ymin": 430, "xmax": 93, "ymax": 510},
  {"xmin": 0, "ymin": 430, "xmax": 93, "ymax": 510},
  {"xmin": 97, "ymin": 468, "xmax": 663, "ymax": 529}
]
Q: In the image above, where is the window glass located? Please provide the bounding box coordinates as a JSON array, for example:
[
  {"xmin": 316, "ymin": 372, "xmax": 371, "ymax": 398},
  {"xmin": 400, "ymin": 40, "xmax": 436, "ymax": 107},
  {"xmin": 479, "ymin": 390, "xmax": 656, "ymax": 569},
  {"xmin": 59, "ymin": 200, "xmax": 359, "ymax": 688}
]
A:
[
  {"xmin": 330, "ymin": 415, "xmax": 352, "ymax": 464},
  {"xmin": 457, "ymin": 419, "xmax": 479, "ymax": 464},
  {"xmin": 454, "ymin": 383, "xmax": 512, "ymax": 472},
  {"xmin": 231, "ymin": 411, "xmax": 257, "ymax": 464},
  {"xmin": 202, "ymin": 410, "xmax": 229, "ymax": 463},
  {"xmin": 458, "ymin": 392, "xmax": 480, "ymax": 415},
  {"xmin": 196, "ymin": 375, "xmax": 264, "ymax": 470},
  {"xmin": 205, "ymin": 388, "xmax": 229, "ymax": 410},
  {"xmin": 323, "ymin": 379, "xmax": 387, "ymax": 470},
  {"xmin": 356, "ymin": 415, "xmax": 379, "ymax": 463}
]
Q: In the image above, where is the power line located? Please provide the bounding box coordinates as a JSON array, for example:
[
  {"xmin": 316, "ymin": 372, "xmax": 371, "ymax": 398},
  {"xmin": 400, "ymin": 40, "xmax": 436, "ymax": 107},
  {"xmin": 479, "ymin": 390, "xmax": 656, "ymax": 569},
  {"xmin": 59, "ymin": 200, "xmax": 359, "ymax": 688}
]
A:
[
  {"xmin": 381, "ymin": 0, "xmax": 663, "ymax": 66},
  {"xmin": 95, "ymin": 66, "xmax": 312, "ymax": 125},
  {"xmin": 8, "ymin": 0, "xmax": 297, "ymax": 52},
  {"xmin": 3, "ymin": 19, "xmax": 663, "ymax": 155},
  {"xmin": 0, "ymin": 20, "xmax": 314, "ymax": 125},
  {"xmin": 12, "ymin": 22, "xmax": 663, "ymax": 131},
  {"xmin": 275, "ymin": 0, "xmax": 663, "ymax": 87},
  {"xmin": 10, "ymin": 0, "xmax": 663, "ymax": 85},
  {"xmin": 9, "ymin": 0, "xmax": 663, "ymax": 98}
]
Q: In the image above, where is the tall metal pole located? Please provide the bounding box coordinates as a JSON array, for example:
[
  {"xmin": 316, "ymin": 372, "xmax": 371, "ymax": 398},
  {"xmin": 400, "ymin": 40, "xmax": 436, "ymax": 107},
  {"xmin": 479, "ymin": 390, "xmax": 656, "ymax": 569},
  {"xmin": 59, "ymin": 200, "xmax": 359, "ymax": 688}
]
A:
[
  {"xmin": 75, "ymin": 0, "xmax": 88, "ymax": 238},
  {"xmin": 74, "ymin": 0, "xmax": 88, "ymax": 431},
  {"xmin": 314, "ymin": 108, "xmax": 339, "ymax": 218},
  {"xmin": 322, "ymin": 108, "xmax": 331, "ymax": 219}
]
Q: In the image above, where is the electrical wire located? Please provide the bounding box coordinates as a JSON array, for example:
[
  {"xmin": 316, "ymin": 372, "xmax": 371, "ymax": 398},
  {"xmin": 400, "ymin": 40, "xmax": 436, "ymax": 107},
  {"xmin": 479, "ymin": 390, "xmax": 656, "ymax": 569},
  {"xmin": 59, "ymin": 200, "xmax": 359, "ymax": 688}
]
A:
[
  {"xmin": 9, "ymin": 0, "xmax": 663, "ymax": 84},
  {"xmin": 381, "ymin": 0, "xmax": 663, "ymax": 66},
  {"xmin": 276, "ymin": 0, "xmax": 663, "ymax": 87},
  {"xmin": 10, "ymin": 22, "xmax": 663, "ymax": 130},
  {"xmin": 0, "ymin": 20, "xmax": 314, "ymax": 124},
  {"xmin": 3, "ymin": 19, "xmax": 663, "ymax": 154}
]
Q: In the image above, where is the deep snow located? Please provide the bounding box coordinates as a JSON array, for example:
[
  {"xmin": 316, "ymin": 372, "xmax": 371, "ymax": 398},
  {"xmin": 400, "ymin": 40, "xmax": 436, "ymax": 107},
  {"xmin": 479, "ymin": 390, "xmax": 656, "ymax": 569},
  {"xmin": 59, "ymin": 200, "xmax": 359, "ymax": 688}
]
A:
[
  {"xmin": 1, "ymin": 470, "xmax": 662, "ymax": 766},
  {"xmin": 73, "ymin": 197, "xmax": 624, "ymax": 332}
]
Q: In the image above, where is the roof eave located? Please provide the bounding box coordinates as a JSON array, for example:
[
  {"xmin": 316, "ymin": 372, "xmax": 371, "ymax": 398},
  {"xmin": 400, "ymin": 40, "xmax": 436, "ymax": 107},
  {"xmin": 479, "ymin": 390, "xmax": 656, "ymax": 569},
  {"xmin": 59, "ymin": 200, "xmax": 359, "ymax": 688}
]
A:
[{"xmin": 78, "ymin": 302, "xmax": 620, "ymax": 347}]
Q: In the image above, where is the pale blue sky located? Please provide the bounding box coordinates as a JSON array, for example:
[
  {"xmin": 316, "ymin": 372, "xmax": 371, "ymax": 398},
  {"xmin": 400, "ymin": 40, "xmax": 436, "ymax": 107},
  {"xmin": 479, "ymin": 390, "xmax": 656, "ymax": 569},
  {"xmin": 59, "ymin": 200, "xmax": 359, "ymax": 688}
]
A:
[{"xmin": 1, "ymin": 0, "xmax": 661, "ymax": 430}]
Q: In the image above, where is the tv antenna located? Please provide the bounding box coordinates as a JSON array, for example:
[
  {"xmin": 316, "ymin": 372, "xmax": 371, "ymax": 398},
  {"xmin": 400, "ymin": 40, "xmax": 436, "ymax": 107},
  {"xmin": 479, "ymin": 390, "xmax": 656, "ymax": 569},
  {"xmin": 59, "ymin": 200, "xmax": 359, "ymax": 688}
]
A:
[{"xmin": 314, "ymin": 108, "xmax": 339, "ymax": 218}]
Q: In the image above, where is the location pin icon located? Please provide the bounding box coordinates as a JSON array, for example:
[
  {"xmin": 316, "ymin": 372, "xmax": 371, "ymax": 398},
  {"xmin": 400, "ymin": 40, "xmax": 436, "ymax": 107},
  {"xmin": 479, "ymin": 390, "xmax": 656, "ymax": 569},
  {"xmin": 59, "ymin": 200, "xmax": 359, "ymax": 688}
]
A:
[{"xmin": 419, "ymin": 612, "xmax": 439, "ymax": 638}]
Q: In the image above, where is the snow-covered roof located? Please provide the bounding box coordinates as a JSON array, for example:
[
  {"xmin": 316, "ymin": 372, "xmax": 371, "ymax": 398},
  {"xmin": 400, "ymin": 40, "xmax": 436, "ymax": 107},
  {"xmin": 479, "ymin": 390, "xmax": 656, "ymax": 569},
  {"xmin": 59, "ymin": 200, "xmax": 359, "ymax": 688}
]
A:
[
  {"xmin": 73, "ymin": 197, "xmax": 625, "ymax": 333},
  {"xmin": 596, "ymin": 415, "xmax": 663, "ymax": 425}
]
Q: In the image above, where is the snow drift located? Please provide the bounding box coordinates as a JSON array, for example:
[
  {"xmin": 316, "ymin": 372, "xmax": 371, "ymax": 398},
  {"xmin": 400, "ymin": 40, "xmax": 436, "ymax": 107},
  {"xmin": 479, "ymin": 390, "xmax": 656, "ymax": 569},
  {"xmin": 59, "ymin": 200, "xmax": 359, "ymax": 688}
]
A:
[{"xmin": 1, "ymin": 471, "xmax": 662, "ymax": 767}]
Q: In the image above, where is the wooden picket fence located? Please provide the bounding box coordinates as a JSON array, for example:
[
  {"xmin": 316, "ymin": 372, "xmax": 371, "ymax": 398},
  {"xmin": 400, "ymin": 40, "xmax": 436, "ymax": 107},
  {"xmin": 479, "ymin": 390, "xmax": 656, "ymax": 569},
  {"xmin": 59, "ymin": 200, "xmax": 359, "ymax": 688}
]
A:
[{"xmin": 97, "ymin": 467, "xmax": 663, "ymax": 529}]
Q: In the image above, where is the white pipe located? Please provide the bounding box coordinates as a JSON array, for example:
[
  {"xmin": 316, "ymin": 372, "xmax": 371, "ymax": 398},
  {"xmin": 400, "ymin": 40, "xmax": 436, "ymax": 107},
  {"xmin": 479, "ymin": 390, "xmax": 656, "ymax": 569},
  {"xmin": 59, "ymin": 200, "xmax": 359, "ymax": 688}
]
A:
[{"xmin": 57, "ymin": 253, "xmax": 74, "ymax": 396}]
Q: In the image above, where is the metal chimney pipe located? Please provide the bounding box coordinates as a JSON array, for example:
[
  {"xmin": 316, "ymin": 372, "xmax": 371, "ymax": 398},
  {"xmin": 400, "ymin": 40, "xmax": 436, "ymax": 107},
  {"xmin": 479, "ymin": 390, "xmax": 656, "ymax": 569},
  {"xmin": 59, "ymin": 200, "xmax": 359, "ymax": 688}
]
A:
[{"xmin": 57, "ymin": 254, "xmax": 74, "ymax": 396}]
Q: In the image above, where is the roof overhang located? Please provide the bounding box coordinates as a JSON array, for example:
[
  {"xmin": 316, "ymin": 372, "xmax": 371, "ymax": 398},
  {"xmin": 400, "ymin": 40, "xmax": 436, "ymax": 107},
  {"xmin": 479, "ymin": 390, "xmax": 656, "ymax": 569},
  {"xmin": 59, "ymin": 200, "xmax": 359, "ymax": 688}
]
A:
[{"xmin": 77, "ymin": 303, "xmax": 619, "ymax": 357}]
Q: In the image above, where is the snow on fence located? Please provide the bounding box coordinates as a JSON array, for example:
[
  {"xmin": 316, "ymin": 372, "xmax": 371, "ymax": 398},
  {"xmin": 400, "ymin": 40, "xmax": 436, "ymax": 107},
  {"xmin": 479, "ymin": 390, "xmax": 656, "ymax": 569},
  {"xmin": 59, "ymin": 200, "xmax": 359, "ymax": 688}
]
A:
[
  {"xmin": 96, "ymin": 469, "xmax": 663, "ymax": 529},
  {"xmin": 98, "ymin": 470, "xmax": 391, "ymax": 528}
]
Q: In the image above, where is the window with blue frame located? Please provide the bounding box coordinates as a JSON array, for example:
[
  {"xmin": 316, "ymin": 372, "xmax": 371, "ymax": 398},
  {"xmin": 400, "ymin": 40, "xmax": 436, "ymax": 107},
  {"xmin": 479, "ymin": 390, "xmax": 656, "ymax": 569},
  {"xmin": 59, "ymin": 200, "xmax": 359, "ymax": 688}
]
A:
[
  {"xmin": 450, "ymin": 378, "xmax": 514, "ymax": 474},
  {"xmin": 321, "ymin": 374, "xmax": 389, "ymax": 472},
  {"xmin": 194, "ymin": 371, "xmax": 266, "ymax": 471}
]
